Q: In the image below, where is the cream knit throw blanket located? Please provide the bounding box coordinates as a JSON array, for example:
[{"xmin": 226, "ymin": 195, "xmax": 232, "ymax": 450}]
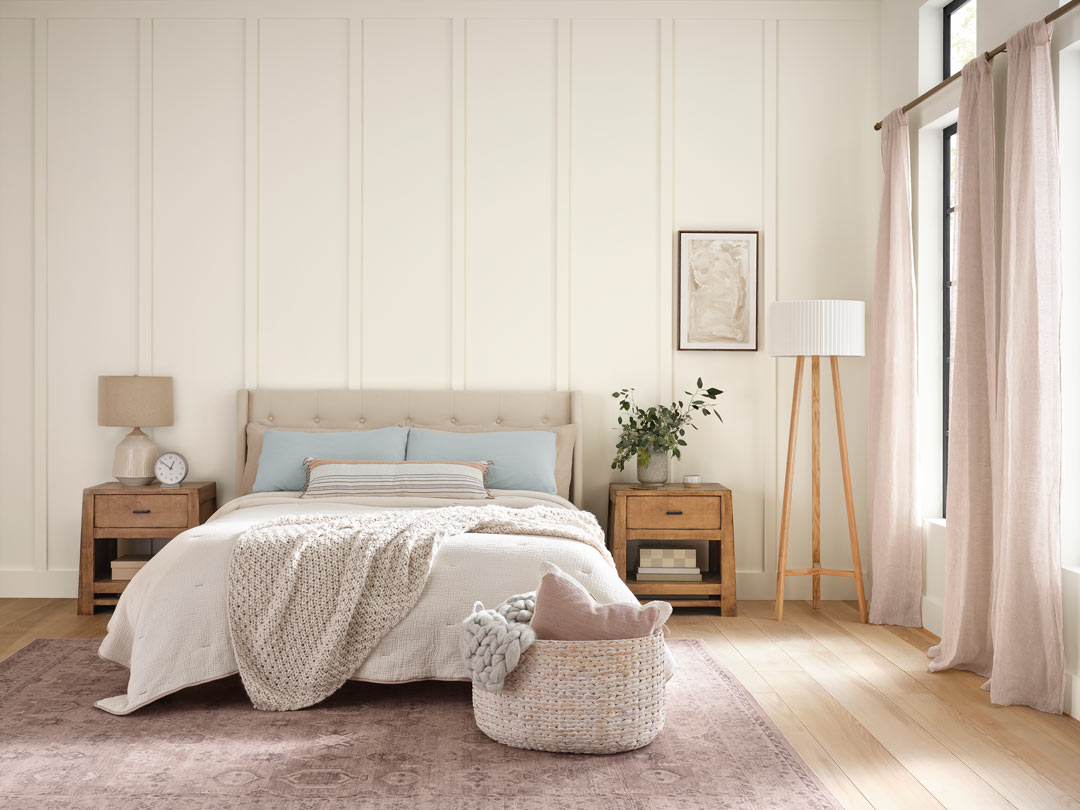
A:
[{"xmin": 227, "ymin": 505, "xmax": 612, "ymax": 711}]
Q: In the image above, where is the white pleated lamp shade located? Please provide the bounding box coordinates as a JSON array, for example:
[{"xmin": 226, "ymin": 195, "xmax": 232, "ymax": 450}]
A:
[{"xmin": 768, "ymin": 300, "xmax": 865, "ymax": 357}]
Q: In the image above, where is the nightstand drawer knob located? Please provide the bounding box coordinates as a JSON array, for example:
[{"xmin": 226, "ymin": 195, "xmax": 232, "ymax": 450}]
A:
[
  {"xmin": 132, "ymin": 509, "xmax": 151, "ymax": 514},
  {"xmin": 666, "ymin": 510, "xmax": 683, "ymax": 515}
]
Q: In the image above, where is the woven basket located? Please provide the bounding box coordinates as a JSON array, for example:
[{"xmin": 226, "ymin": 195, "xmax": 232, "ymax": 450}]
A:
[{"xmin": 472, "ymin": 630, "xmax": 666, "ymax": 754}]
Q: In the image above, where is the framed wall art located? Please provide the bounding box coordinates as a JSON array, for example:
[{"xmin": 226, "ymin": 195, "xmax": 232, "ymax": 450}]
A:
[{"xmin": 677, "ymin": 230, "xmax": 759, "ymax": 351}]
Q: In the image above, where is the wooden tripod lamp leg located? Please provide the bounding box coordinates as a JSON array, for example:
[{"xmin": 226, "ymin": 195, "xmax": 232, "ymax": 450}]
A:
[
  {"xmin": 811, "ymin": 356, "xmax": 821, "ymax": 609},
  {"xmin": 830, "ymin": 356, "xmax": 868, "ymax": 623},
  {"xmin": 775, "ymin": 356, "xmax": 805, "ymax": 622}
]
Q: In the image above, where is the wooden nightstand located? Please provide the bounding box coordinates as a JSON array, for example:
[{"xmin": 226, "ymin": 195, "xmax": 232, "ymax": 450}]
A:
[
  {"xmin": 78, "ymin": 481, "xmax": 216, "ymax": 615},
  {"xmin": 608, "ymin": 483, "xmax": 735, "ymax": 615}
]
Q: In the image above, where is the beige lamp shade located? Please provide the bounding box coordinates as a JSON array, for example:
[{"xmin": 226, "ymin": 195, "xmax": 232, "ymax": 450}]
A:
[{"xmin": 98, "ymin": 376, "xmax": 174, "ymax": 427}]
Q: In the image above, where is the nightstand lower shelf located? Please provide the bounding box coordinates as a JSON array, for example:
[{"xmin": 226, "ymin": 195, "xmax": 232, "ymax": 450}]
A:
[
  {"xmin": 628, "ymin": 573, "xmax": 725, "ymax": 607},
  {"xmin": 92, "ymin": 578, "xmax": 128, "ymax": 594},
  {"xmin": 629, "ymin": 573, "xmax": 721, "ymax": 593}
]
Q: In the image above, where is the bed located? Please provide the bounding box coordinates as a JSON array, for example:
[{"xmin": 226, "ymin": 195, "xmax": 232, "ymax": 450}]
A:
[{"xmin": 96, "ymin": 389, "xmax": 639, "ymax": 714}]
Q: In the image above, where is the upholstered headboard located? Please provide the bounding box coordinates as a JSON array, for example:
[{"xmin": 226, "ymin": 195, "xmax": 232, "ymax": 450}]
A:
[{"xmin": 236, "ymin": 389, "xmax": 584, "ymax": 507}]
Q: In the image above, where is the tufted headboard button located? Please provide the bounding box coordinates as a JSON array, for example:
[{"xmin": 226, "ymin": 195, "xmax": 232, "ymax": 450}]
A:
[
  {"xmin": 542, "ymin": 417, "xmax": 549, "ymax": 424},
  {"xmin": 267, "ymin": 415, "xmax": 274, "ymax": 422},
  {"xmin": 359, "ymin": 417, "xmax": 366, "ymax": 424},
  {"xmin": 495, "ymin": 417, "xmax": 503, "ymax": 425},
  {"xmin": 450, "ymin": 417, "xmax": 457, "ymax": 424},
  {"xmin": 313, "ymin": 417, "xmax": 320, "ymax": 424}
]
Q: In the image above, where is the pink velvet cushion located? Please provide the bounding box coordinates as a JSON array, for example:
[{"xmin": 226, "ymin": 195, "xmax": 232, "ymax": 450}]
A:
[{"xmin": 530, "ymin": 564, "xmax": 672, "ymax": 641}]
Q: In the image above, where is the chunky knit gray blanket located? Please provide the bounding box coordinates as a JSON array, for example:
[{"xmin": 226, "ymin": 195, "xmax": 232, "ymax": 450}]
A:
[
  {"xmin": 460, "ymin": 592, "xmax": 537, "ymax": 692},
  {"xmin": 227, "ymin": 505, "xmax": 609, "ymax": 711}
]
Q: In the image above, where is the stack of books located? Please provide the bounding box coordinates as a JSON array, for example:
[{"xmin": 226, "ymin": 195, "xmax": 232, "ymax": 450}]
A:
[
  {"xmin": 111, "ymin": 555, "xmax": 151, "ymax": 581},
  {"xmin": 635, "ymin": 547, "xmax": 702, "ymax": 582}
]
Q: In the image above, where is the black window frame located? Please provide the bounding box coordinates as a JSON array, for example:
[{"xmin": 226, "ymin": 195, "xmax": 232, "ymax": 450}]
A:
[
  {"xmin": 942, "ymin": 122, "xmax": 957, "ymax": 515},
  {"xmin": 943, "ymin": 0, "xmax": 975, "ymax": 80},
  {"xmin": 941, "ymin": 0, "xmax": 974, "ymax": 515}
]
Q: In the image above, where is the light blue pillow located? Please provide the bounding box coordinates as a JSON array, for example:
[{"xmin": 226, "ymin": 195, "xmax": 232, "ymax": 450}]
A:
[
  {"xmin": 252, "ymin": 427, "xmax": 409, "ymax": 493},
  {"xmin": 405, "ymin": 428, "xmax": 557, "ymax": 494}
]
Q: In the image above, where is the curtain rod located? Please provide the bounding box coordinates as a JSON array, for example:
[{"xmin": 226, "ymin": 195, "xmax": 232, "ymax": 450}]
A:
[{"xmin": 873, "ymin": 0, "xmax": 1080, "ymax": 131}]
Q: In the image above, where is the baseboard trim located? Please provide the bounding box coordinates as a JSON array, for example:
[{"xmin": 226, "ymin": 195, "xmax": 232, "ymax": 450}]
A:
[
  {"xmin": 1067, "ymin": 669, "xmax": 1079, "ymax": 717},
  {"xmin": 921, "ymin": 595, "xmax": 944, "ymax": 637},
  {"xmin": 0, "ymin": 569, "xmax": 78, "ymax": 598}
]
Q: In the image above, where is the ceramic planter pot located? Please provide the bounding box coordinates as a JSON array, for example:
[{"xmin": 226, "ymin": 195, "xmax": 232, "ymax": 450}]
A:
[{"xmin": 636, "ymin": 453, "xmax": 669, "ymax": 485}]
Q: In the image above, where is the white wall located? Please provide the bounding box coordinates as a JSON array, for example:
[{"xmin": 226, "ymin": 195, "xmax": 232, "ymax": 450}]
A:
[
  {"xmin": 0, "ymin": 0, "xmax": 881, "ymax": 602},
  {"xmin": 880, "ymin": 0, "xmax": 1080, "ymax": 713}
]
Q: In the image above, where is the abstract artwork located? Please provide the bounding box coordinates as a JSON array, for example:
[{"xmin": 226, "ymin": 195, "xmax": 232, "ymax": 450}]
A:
[{"xmin": 678, "ymin": 231, "xmax": 759, "ymax": 350}]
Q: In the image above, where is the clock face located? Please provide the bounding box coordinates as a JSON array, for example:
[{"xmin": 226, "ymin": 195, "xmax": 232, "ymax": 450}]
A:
[{"xmin": 155, "ymin": 452, "xmax": 188, "ymax": 486}]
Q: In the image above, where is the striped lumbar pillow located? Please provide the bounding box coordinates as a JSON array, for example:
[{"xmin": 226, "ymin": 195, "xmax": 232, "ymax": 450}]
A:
[{"xmin": 300, "ymin": 459, "xmax": 492, "ymax": 499}]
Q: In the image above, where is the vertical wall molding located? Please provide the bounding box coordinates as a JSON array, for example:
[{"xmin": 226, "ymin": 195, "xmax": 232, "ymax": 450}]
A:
[
  {"xmin": 657, "ymin": 18, "xmax": 673, "ymax": 408},
  {"xmin": 242, "ymin": 17, "xmax": 258, "ymax": 389},
  {"xmin": 555, "ymin": 16, "xmax": 571, "ymax": 392},
  {"xmin": 32, "ymin": 16, "xmax": 48, "ymax": 571},
  {"xmin": 346, "ymin": 17, "xmax": 363, "ymax": 388},
  {"xmin": 450, "ymin": 17, "xmax": 466, "ymax": 389}
]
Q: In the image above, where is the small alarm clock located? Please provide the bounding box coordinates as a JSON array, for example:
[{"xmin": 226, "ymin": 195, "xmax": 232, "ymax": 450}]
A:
[{"xmin": 154, "ymin": 452, "xmax": 188, "ymax": 487}]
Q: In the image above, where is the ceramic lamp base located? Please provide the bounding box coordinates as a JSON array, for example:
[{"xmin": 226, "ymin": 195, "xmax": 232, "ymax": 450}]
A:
[{"xmin": 113, "ymin": 427, "xmax": 159, "ymax": 486}]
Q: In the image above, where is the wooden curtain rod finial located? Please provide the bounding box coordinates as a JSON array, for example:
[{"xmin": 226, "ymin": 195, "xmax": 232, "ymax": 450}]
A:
[{"xmin": 871, "ymin": 0, "xmax": 1079, "ymax": 131}]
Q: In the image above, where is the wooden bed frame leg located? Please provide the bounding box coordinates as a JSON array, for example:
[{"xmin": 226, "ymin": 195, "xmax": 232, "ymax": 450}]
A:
[
  {"xmin": 775, "ymin": 356, "xmax": 805, "ymax": 622},
  {"xmin": 831, "ymin": 356, "xmax": 868, "ymax": 623}
]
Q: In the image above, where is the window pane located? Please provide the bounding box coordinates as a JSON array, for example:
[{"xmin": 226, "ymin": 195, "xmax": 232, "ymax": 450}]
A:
[
  {"xmin": 948, "ymin": 132, "xmax": 959, "ymax": 211},
  {"xmin": 949, "ymin": 282, "xmax": 957, "ymax": 395},
  {"xmin": 949, "ymin": 1, "xmax": 977, "ymax": 76},
  {"xmin": 949, "ymin": 213, "xmax": 958, "ymax": 283}
]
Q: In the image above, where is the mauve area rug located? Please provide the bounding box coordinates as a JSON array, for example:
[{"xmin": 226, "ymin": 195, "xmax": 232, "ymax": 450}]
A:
[{"xmin": 0, "ymin": 638, "xmax": 841, "ymax": 810}]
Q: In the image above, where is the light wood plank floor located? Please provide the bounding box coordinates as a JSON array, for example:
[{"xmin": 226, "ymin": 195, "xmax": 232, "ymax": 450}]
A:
[{"xmin": 2, "ymin": 598, "xmax": 1078, "ymax": 809}]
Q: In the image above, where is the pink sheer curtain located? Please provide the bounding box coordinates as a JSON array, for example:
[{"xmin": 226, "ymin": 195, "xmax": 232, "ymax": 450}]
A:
[
  {"xmin": 928, "ymin": 57, "xmax": 997, "ymax": 679},
  {"xmin": 989, "ymin": 20, "xmax": 1063, "ymax": 712},
  {"xmin": 867, "ymin": 110, "xmax": 922, "ymax": 627},
  {"xmin": 930, "ymin": 21, "xmax": 1064, "ymax": 713}
]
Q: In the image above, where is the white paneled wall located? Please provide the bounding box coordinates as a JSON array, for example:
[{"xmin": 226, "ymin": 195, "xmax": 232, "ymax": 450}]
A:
[
  {"xmin": 464, "ymin": 19, "xmax": 557, "ymax": 391},
  {"xmin": 362, "ymin": 19, "xmax": 453, "ymax": 389},
  {"xmin": 46, "ymin": 19, "xmax": 140, "ymax": 574},
  {"xmin": 151, "ymin": 19, "xmax": 245, "ymax": 522},
  {"xmin": 0, "ymin": 0, "xmax": 880, "ymax": 600},
  {"xmin": 570, "ymin": 18, "xmax": 662, "ymax": 521},
  {"xmin": 0, "ymin": 19, "xmax": 34, "ymax": 571},
  {"xmin": 259, "ymin": 19, "xmax": 350, "ymax": 388}
]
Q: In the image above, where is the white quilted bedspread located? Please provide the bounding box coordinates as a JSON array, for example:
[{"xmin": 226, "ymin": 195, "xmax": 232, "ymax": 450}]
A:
[{"xmin": 96, "ymin": 491, "xmax": 637, "ymax": 715}]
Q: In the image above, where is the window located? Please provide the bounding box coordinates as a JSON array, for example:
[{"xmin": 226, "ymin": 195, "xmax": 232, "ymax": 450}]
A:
[
  {"xmin": 942, "ymin": 122, "xmax": 957, "ymax": 512},
  {"xmin": 941, "ymin": 0, "xmax": 974, "ymax": 513},
  {"xmin": 943, "ymin": 0, "xmax": 978, "ymax": 80}
]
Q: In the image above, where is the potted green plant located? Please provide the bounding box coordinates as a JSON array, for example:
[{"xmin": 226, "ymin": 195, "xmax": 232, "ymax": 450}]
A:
[{"xmin": 610, "ymin": 378, "xmax": 723, "ymax": 485}]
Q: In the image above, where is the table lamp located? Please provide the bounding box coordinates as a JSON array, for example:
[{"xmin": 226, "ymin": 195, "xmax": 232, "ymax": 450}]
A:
[
  {"xmin": 98, "ymin": 375, "xmax": 174, "ymax": 486},
  {"xmin": 769, "ymin": 300, "xmax": 867, "ymax": 623}
]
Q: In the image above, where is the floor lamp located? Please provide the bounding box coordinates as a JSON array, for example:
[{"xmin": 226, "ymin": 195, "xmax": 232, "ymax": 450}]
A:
[{"xmin": 769, "ymin": 300, "xmax": 868, "ymax": 623}]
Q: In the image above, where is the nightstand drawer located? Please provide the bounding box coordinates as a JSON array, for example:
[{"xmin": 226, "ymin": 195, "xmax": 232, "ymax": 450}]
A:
[
  {"xmin": 626, "ymin": 495, "xmax": 721, "ymax": 530},
  {"xmin": 94, "ymin": 495, "xmax": 188, "ymax": 528}
]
